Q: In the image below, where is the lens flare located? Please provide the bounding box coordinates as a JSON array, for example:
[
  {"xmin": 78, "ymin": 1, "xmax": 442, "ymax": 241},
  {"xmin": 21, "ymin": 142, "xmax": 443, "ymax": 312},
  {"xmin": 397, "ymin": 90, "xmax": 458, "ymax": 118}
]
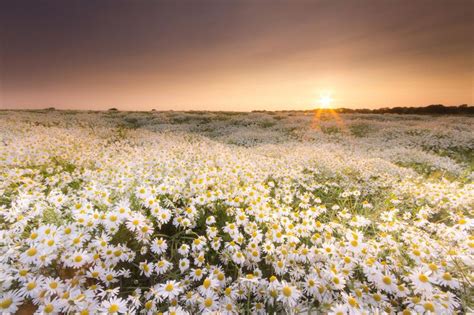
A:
[{"xmin": 319, "ymin": 95, "xmax": 333, "ymax": 109}]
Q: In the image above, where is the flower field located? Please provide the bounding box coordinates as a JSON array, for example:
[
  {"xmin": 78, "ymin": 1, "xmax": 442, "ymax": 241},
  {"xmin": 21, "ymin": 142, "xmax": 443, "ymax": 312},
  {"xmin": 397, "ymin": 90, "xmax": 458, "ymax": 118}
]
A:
[{"xmin": 0, "ymin": 110, "xmax": 472, "ymax": 314}]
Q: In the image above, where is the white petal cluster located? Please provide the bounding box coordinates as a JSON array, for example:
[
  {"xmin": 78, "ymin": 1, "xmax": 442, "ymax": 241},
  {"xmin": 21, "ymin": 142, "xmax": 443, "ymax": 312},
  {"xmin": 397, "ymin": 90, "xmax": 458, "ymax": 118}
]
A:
[{"xmin": 0, "ymin": 110, "xmax": 472, "ymax": 314}]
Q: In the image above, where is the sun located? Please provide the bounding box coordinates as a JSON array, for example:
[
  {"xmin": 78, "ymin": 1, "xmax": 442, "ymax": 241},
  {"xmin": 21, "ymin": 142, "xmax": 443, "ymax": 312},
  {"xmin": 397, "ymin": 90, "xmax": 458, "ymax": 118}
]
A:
[{"xmin": 319, "ymin": 94, "xmax": 333, "ymax": 109}]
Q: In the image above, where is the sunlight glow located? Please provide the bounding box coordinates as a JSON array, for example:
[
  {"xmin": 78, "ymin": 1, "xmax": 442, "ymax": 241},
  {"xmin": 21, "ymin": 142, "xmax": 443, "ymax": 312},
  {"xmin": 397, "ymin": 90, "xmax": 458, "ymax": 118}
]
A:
[{"xmin": 319, "ymin": 95, "xmax": 333, "ymax": 109}]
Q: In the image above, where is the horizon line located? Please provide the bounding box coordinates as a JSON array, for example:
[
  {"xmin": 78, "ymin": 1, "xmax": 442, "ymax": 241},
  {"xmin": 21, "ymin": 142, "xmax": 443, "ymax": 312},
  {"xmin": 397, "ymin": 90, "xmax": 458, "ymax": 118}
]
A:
[{"xmin": 1, "ymin": 103, "xmax": 472, "ymax": 113}]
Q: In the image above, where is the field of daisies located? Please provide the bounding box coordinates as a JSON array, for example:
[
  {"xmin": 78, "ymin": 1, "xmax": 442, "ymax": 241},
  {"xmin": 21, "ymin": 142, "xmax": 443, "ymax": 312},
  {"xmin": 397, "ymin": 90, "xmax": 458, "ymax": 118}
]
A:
[{"xmin": 0, "ymin": 109, "xmax": 473, "ymax": 314}]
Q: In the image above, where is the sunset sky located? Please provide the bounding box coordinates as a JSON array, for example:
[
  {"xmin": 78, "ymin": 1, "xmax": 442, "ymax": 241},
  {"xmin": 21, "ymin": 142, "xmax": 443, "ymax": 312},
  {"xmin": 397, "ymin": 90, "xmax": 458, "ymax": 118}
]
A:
[{"xmin": 1, "ymin": 0, "xmax": 473, "ymax": 111}]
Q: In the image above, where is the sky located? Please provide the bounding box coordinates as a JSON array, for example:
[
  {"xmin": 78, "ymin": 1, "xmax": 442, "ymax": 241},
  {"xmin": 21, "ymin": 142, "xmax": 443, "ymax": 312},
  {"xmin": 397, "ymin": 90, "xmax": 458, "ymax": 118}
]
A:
[{"xmin": 0, "ymin": 0, "xmax": 473, "ymax": 111}]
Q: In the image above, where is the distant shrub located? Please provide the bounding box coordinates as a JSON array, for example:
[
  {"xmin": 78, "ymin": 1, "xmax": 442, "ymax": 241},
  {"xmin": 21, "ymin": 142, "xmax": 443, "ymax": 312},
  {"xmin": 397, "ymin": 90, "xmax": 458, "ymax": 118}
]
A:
[
  {"xmin": 259, "ymin": 120, "xmax": 276, "ymax": 128},
  {"xmin": 349, "ymin": 123, "xmax": 372, "ymax": 137},
  {"xmin": 321, "ymin": 126, "xmax": 341, "ymax": 134}
]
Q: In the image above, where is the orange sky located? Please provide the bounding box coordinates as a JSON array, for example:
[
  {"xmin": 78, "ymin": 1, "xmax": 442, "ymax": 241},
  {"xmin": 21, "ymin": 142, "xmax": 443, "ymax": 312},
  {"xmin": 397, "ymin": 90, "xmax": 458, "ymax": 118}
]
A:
[{"xmin": 1, "ymin": 0, "xmax": 472, "ymax": 111}]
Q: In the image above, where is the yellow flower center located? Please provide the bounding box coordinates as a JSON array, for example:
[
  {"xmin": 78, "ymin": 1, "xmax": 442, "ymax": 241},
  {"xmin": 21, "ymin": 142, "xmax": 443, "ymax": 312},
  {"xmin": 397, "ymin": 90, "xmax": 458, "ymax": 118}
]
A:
[
  {"xmin": 418, "ymin": 274, "xmax": 429, "ymax": 283},
  {"xmin": 204, "ymin": 298, "xmax": 213, "ymax": 308},
  {"xmin": 348, "ymin": 297, "xmax": 358, "ymax": 307},
  {"xmin": 0, "ymin": 298, "xmax": 13, "ymax": 309},
  {"xmin": 44, "ymin": 304, "xmax": 54, "ymax": 313},
  {"xmin": 108, "ymin": 304, "xmax": 119, "ymax": 313},
  {"xmin": 382, "ymin": 276, "xmax": 392, "ymax": 285},
  {"xmin": 145, "ymin": 301, "xmax": 153, "ymax": 310},
  {"xmin": 424, "ymin": 303, "xmax": 435, "ymax": 312},
  {"xmin": 442, "ymin": 273, "xmax": 452, "ymax": 281},
  {"xmin": 282, "ymin": 286, "xmax": 292, "ymax": 297}
]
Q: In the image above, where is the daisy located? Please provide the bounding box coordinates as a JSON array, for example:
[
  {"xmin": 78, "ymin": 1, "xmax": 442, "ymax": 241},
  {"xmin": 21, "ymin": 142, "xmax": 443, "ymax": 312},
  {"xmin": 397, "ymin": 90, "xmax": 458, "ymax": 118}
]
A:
[
  {"xmin": 139, "ymin": 261, "xmax": 154, "ymax": 277},
  {"xmin": 277, "ymin": 281, "xmax": 301, "ymax": 307},
  {"xmin": 43, "ymin": 277, "xmax": 64, "ymax": 294},
  {"xmin": 198, "ymin": 277, "xmax": 220, "ymax": 295},
  {"xmin": 155, "ymin": 259, "xmax": 172, "ymax": 275},
  {"xmin": 179, "ymin": 258, "xmax": 190, "ymax": 272},
  {"xmin": 408, "ymin": 268, "xmax": 433, "ymax": 293},
  {"xmin": 37, "ymin": 297, "xmax": 65, "ymax": 314},
  {"xmin": 303, "ymin": 275, "xmax": 319, "ymax": 296},
  {"xmin": 220, "ymin": 298, "xmax": 238, "ymax": 314},
  {"xmin": 101, "ymin": 269, "xmax": 120, "ymax": 286},
  {"xmin": 413, "ymin": 300, "xmax": 440, "ymax": 314},
  {"xmin": 150, "ymin": 238, "xmax": 168, "ymax": 255},
  {"xmin": 0, "ymin": 291, "xmax": 24, "ymax": 314},
  {"xmin": 20, "ymin": 246, "xmax": 40, "ymax": 264},
  {"xmin": 437, "ymin": 272, "xmax": 460, "ymax": 289},
  {"xmin": 199, "ymin": 292, "xmax": 219, "ymax": 313},
  {"xmin": 232, "ymin": 251, "xmax": 245, "ymax": 265},
  {"xmin": 328, "ymin": 303, "xmax": 348, "ymax": 315},
  {"xmin": 157, "ymin": 280, "xmax": 183, "ymax": 300},
  {"xmin": 178, "ymin": 244, "xmax": 190, "ymax": 256},
  {"xmin": 19, "ymin": 277, "xmax": 42, "ymax": 298},
  {"xmin": 100, "ymin": 297, "xmax": 128, "ymax": 314},
  {"xmin": 164, "ymin": 306, "xmax": 189, "ymax": 315},
  {"xmin": 66, "ymin": 250, "xmax": 91, "ymax": 268},
  {"xmin": 192, "ymin": 237, "xmax": 206, "ymax": 252},
  {"xmin": 190, "ymin": 268, "xmax": 206, "ymax": 281},
  {"xmin": 376, "ymin": 272, "xmax": 397, "ymax": 293},
  {"xmin": 329, "ymin": 272, "xmax": 346, "ymax": 290}
]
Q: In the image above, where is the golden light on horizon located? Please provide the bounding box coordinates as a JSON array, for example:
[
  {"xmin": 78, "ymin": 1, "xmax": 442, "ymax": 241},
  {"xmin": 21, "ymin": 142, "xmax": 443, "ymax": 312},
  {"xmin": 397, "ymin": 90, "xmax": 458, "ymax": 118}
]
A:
[{"xmin": 318, "ymin": 94, "xmax": 334, "ymax": 109}]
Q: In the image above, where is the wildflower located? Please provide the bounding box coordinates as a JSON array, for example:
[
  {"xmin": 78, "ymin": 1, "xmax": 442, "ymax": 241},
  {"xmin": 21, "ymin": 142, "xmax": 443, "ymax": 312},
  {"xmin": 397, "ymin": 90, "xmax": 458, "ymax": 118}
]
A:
[
  {"xmin": 150, "ymin": 238, "xmax": 168, "ymax": 255},
  {"xmin": 277, "ymin": 281, "xmax": 301, "ymax": 307},
  {"xmin": 66, "ymin": 250, "xmax": 91, "ymax": 268},
  {"xmin": 409, "ymin": 268, "xmax": 433, "ymax": 293},
  {"xmin": 200, "ymin": 292, "xmax": 219, "ymax": 313},
  {"xmin": 157, "ymin": 280, "xmax": 183, "ymax": 300},
  {"xmin": 100, "ymin": 297, "xmax": 128, "ymax": 314},
  {"xmin": 0, "ymin": 291, "xmax": 23, "ymax": 313}
]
